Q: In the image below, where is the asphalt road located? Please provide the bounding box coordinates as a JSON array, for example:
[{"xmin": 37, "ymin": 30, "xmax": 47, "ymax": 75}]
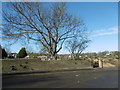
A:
[{"xmin": 2, "ymin": 67, "xmax": 119, "ymax": 88}]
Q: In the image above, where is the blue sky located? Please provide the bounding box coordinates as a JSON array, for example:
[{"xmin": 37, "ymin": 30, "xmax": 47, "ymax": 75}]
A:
[
  {"xmin": 60, "ymin": 2, "xmax": 118, "ymax": 53},
  {"xmin": 2, "ymin": 2, "xmax": 118, "ymax": 53}
]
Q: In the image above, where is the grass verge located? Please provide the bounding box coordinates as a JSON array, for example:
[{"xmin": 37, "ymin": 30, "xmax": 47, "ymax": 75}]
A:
[{"xmin": 2, "ymin": 59, "xmax": 91, "ymax": 74}]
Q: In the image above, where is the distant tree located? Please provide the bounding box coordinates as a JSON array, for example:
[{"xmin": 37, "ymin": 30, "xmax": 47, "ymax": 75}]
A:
[
  {"xmin": 2, "ymin": 45, "xmax": 11, "ymax": 53},
  {"xmin": 97, "ymin": 51, "xmax": 109, "ymax": 58},
  {"xmin": 39, "ymin": 47, "xmax": 48, "ymax": 54},
  {"xmin": 26, "ymin": 46, "xmax": 35, "ymax": 54},
  {"xmin": 89, "ymin": 52, "xmax": 97, "ymax": 59},
  {"xmin": 17, "ymin": 48, "xmax": 27, "ymax": 58},
  {"xmin": 65, "ymin": 37, "xmax": 90, "ymax": 59},
  {"xmin": 2, "ymin": 48, "xmax": 8, "ymax": 59}
]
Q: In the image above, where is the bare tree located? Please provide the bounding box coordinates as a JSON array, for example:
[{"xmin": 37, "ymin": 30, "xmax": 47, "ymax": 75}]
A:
[
  {"xmin": 3, "ymin": 46, "xmax": 11, "ymax": 53},
  {"xmin": 39, "ymin": 47, "xmax": 48, "ymax": 54},
  {"xmin": 1, "ymin": 42, "xmax": 11, "ymax": 53},
  {"xmin": 26, "ymin": 45, "xmax": 35, "ymax": 54},
  {"xmin": 2, "ymin": 2, "xmax": 88, "ymax": 60},
  {"xmin": 65, "ymin": 37, "xmax": 90, "ymax": 59}
]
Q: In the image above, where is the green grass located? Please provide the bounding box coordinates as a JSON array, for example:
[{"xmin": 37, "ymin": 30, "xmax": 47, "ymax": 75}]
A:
[{"xmin": 2, "ymin": 59, "xmax": 91, "ymax": 73}]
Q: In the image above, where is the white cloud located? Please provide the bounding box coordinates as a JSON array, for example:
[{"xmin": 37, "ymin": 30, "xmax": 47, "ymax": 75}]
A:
[
  {"xmin": 95, "ymin": 31, "xmax": 117, "ymax": 36},
  {"xmin": 92, "ymin": 26, "xmax": 118, "ymax": 37}
]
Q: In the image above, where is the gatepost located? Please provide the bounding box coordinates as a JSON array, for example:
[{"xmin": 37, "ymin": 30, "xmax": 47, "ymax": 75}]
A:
[{"xmin": 98, "ymin": 59, "xmax": 103, "ymax": 68}]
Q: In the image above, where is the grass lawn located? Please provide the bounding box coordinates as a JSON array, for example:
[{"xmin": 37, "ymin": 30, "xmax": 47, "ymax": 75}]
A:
[{"xmin": 2, "ymin": 59, "xmax": 92, "ymax": 73}]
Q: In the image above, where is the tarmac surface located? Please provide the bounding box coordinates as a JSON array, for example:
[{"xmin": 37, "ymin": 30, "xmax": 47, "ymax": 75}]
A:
[{"xmin": 2, "ymin": 67, "xmax": 119, "ymax": 88}]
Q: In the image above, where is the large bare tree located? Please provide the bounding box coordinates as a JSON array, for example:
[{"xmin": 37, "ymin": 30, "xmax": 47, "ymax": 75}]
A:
[{"xmin": 2, "ymin": 2, "xmax": 88, "ymax": 60}]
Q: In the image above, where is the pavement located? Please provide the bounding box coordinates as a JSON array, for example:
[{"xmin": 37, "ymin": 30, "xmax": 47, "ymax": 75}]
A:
[{"xmin": 2, "ymin": 67, "xmax": 119, "ymax": 88}]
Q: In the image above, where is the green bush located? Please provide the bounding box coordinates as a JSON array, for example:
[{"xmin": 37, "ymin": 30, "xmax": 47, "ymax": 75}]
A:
[
  {"xmin": 17, "ymin": 48, "xmax": 27, "ymax": 58},
  {"xmin": 22, "ymin": 65, "xmax": 27, "ymax": 69},
  {"xmin": 75, "ymin": 62, "xmax": 77, "ymax": 64},
  {"xmin": 2, "ymin": 48, "xmax": 8, "ymax": 59},
  {"xmin": 93, "ymin": 62, "xmax": 99, "ymax": 68},
  {"xmin": 25, "ymin": 62, "xmax": 28, "ymax": 64},
  {"xmin": 10, "ymin": 65, "xmax": 17, "ymax": 70},
  {"xmin": 20, "ymin": 64, "xmax": 28, "ymax": 69},
  {"xmin": 0, "ymin": 45, "xmax": 2, "ymax": 58}
]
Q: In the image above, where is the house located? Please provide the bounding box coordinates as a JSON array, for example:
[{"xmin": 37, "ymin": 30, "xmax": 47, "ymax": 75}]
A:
[
  {"xmin": 8, "ymin": 53, "xmax": 17, "ymax": 58},
  {"xmin": 58, "ymin": 54, "xmax": 71, "ymax": 59},
  {"xmin": 58, "ymin": 54, "xmax": 83, "ymax": 60},
  {"xmin": 37, "ymin": 55, "xmax": 48, "ymax": 60},
  {"xmin": 25, "ymin": 55, "xmax": 30, "ymax": 59},
  {"xmin": 104, "ymin": 52, "xmax": 112, "ymax": 57}
]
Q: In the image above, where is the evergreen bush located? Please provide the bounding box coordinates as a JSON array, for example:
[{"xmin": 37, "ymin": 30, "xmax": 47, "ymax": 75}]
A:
[
  {"xmin": 10, "ymin": 65, "xmax": 17, "ymax": 70},
  {"xmin": 17, "ymin": 48, "xmax": 27, "ymax": 58},
  {"xmin": 2, "ymin": 48, "xmax": 8, "ymax": 59}
]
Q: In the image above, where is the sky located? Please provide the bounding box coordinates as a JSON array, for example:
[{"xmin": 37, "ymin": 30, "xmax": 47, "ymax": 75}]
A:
[
  {"xmin": 2, "ymin": 2, "xmax": 118, "ymax": 54},
  {"xmin": 59, "ymin": 2, "xmax": 118, "ymax": 54}
]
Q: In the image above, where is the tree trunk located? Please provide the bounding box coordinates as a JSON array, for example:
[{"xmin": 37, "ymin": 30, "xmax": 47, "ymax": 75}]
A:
[
  {"xmin": 53, "ymin": 54, "xmax": 57, "ymax": 60},
  {"xmin": 71, "ymin": 54, "xmax": 74, "ymax": 60},
  {"xmin": 50, "ymin": 53, "xmax": 57, "ymax": 60}
]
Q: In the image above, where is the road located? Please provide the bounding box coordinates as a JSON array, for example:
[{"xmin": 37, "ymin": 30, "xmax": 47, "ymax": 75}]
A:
[{"xmin": 2, "ymin": 67, "xmax": 119, "ymax": 88}]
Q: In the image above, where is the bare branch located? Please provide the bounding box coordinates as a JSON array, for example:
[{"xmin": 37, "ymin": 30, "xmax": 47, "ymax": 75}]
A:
[{"xmin": 2, "ymin": 2, "xmax": 90, "ymax": 60}]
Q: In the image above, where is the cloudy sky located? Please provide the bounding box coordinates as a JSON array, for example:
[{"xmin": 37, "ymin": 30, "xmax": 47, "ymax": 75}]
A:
[{"xmin": 2, "ymin": 2, "xmax": 118, "ymax": 53}]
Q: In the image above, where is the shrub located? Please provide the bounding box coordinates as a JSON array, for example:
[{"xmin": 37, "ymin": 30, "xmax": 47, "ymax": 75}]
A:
[
  {"xmin": 17, "ymin": 48, "xmax": 27, "ymax": 58},
  {"xmin": 2, "ymin": 48, "xmax": 8, "ymax": 59},
  {"xmin": 93, "ymin": 61, "xmax": 99, "ymax": 68},
  {"xmin": 22, "ymin": 65, "xmax": 27, "ymax": 69},
  {"xmin": 10, "ymin": 65, "xmax": 17, "ymax": 70},
  {"xmin": 20, "ymin": 64, "xmax": 28, "ymax": 69},
  {"xmin": 20, "ymin": 64, "xmax": 23, "ymax": 67},
  {"xmin": 25, "ymin": 62, "xmax": 28, "ymax": 64},
  {"xmin": 0, "ymin": 45, "xmax": 2, "ymax": 58},
  {"xmin": 75, "ymin": 62, "xmax": 77, "ymax": 64}
]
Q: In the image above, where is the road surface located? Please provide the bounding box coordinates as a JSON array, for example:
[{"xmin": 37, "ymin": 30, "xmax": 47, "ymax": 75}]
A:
[{"xmin": 2, "ymin": 67, "xmax": 119, "ymax": 88}]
